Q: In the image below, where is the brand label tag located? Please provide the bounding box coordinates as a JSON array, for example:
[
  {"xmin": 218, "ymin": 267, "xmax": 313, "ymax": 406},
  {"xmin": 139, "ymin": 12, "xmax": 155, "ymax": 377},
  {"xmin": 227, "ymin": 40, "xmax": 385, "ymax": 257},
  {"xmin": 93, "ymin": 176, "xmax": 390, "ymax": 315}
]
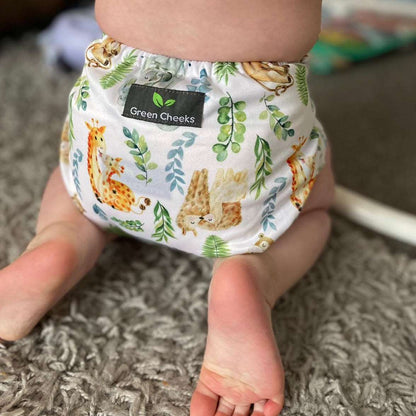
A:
[{"xmin": 122, "ymin": 84, "xmax": 205, "ymax": 128}]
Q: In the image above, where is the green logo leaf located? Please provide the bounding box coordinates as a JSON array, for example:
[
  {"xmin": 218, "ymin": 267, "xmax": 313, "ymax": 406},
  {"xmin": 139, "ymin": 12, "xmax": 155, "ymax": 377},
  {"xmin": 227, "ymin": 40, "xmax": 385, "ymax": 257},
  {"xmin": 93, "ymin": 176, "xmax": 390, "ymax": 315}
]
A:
[
  {"xmin": 153, "ymin": 92, "xmax": 163, "ymax": 108},
  {"xmin": 164, "ymin": 99, "xmax": 176, "ymax": 107}
]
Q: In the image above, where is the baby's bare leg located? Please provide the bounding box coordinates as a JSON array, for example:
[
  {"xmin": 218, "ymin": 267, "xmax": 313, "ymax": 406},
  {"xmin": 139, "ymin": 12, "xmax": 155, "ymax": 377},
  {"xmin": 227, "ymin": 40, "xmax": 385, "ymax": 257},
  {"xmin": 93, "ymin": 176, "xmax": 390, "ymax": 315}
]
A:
[
  {"xmin": 191, "ymin": 148, "xmax": 335, "ymax": 416},
  {"xmin": 0, "ymin": 167, "xmax": 111, "ymax": 341}
]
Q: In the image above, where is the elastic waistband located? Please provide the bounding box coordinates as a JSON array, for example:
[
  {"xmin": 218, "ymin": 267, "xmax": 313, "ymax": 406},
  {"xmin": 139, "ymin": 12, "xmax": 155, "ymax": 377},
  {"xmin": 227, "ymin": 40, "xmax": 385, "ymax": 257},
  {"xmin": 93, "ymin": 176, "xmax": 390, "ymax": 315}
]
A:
[
  {"xmin": 87, "ymin": 34, "xmax": 309, "ymax": 69},
  {"xmin": 84, "ymin": 34, "xmax": 310, "ymax": 96}
]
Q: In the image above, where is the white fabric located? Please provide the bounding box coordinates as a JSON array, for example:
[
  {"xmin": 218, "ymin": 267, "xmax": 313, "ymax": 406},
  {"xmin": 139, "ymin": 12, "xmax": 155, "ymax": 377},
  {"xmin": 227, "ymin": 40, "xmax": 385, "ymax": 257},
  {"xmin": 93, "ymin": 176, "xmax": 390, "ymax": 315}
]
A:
[{"xmin": 60, "ymin": 35, "xmax": 327, "ymax": 257}]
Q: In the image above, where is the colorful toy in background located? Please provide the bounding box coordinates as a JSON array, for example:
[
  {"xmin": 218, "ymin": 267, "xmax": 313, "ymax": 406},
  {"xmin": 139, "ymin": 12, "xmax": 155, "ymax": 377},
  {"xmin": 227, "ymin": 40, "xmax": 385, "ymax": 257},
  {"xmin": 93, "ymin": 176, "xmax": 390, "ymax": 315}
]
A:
[{"xmin": 310, "ymin": 0, "xmax": 416, "ymax": 74}]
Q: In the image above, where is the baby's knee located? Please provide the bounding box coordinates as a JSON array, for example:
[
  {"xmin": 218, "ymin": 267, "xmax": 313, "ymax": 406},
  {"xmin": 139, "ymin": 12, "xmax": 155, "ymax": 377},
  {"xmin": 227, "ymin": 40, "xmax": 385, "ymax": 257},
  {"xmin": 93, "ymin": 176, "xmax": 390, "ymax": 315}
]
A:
[
  {"xmin": 314, "ymin": 208, "xmax": 332, "ymax": 232},
  {"xmin": 302, "ymin": 208, "xmax": 332, "ymax": 244}
]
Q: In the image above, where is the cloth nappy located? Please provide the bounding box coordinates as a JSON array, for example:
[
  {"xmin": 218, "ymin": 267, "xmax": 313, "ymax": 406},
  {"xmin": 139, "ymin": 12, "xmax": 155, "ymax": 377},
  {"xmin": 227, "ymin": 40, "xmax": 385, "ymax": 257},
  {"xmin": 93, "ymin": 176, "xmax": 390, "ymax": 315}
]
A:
[{"xmin": 60, "ymin": 35, "xmax": 327, "ymax": 257}]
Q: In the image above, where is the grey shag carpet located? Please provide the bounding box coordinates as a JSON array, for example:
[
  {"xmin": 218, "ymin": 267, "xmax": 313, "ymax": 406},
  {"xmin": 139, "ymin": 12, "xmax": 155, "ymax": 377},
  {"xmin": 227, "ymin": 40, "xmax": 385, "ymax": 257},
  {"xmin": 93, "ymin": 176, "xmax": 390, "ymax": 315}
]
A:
[{"xmin": 0, "ymin": 35, "xmax": 415, "ymax": 416}]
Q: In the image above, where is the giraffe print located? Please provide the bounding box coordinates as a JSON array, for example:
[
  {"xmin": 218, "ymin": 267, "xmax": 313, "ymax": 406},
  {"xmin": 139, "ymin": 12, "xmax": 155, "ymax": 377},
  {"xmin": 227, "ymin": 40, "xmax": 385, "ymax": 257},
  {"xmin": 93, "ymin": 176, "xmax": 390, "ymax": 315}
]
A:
[
  {"xmin": 286, "ymin": 136, "xmax": 317, "ymax": 211},
  {"xmin": 85, "ymin": 119, "xmax": 150, "ymax": 213},
  {"xmin": 60, "ymin": 34, "xmax": 327, "ymax": 256}
]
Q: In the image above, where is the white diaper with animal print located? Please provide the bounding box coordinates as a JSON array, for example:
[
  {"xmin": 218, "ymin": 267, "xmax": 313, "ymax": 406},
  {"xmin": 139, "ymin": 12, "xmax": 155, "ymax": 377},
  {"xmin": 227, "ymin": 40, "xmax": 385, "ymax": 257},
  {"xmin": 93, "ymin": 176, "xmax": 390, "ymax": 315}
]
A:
[{"xmin": 59, "ymin": 34, "xmax": 327, "ymax": 257}]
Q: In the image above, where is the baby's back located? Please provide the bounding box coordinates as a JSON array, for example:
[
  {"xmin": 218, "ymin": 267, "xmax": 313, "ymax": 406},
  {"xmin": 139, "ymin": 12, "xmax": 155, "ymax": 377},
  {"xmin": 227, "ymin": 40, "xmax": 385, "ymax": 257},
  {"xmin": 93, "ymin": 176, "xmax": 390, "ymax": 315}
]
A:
[{"xmin": 95, "ymin": 0, "xmax": 322, "ymax": 62}]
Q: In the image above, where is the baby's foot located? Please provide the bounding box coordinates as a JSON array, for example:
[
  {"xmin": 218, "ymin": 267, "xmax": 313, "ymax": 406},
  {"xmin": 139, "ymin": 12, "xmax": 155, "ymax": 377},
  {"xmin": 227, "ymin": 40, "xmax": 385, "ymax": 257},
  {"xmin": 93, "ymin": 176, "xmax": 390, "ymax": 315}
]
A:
[
  {"xmin": 0, "ymin": 168, "xmax": 109, "ymax": 341},
  {"xmin": 191, "ymin": 256, "xmax": 285, "ymax": 416}
]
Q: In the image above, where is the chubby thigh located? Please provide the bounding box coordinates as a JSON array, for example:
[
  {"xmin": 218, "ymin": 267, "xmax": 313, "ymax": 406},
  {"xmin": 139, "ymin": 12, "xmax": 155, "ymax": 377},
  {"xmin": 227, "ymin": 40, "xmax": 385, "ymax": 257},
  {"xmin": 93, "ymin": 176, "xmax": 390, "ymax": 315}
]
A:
[{"xmin": 59, "ymin": 37, "xmax": 327, "ymax": 257}]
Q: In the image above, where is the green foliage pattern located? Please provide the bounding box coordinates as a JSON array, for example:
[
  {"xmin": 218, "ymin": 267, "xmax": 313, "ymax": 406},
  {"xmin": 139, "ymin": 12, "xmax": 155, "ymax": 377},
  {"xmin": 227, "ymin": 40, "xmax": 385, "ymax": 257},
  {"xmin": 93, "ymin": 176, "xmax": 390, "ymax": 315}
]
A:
[
  {"xmin": 202, "ymin": 235, "xmax": 231, "ymax": 258},
  {"xmin": 123, "ymin": 127, "xmax": 157, "ymax": 184},
  {"xmin": 111, "ymin": 217, "xmax": 144, "ymax": 232},
  {"xmin": 213, "ymin": 93, "xmax": 246, "ymax": 162},
  {"xmin": 100, "ymin": 50, "xmax": 138, "ymax": 89},
  {"xmin": 68, "ymin": 76, "xmax": 90, "ymax": 147},
  {"xmin": 74, "ymin": 76, "xmax": 90, "ymax": 110},
  {"xmin": 152, "ymin": 201, "xmax": 175, "ymax": 242},
  {"xmin": 259, "ymin": 95, "xmax": 295, "ymax": 141},
  {"xmin": 295, "ymin": 64, "xmax": 309, "ymax": 106},
  {"xmin": 310, "ymin": 126, "xmax": 326, "ymax": 152},
  {"xmin": 68, "ymin": 92, "xmax": 76, "ymax": 147},
  {"xmin": 214, "ymin": 62, "xmax": 238, "ymax": 84},
  {"xmin": 249, "ymin": 135, "xmax": 273, "ymax": 200}
]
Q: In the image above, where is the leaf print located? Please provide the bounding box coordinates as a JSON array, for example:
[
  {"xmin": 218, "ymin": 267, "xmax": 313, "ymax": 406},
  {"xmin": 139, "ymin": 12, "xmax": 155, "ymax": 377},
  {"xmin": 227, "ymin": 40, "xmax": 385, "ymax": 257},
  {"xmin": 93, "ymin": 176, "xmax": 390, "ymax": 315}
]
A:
[
  {"xmin": 123, "ymin": 127, "xmax": 157, "ymax": 184},
  {"xmin": 186, "ymin": 69, "xmax": 212, "ymax": 101},
  {"xmin": 311, "ymin": 127, "xmax": 319, "ymax": 140},
  {"xmin": 111, "ymin": 217, "xmax": 144, "ymax": 232},
  {"xmin": 202, "ymin": 235, "xmax": 231, "ymax": 258},
  {"xmin": 261, "ymin": 95, "xmax": 295, "ymax": 141},
  {"xmin": 165, "ymin": 132, "xmax": 197, "ymax": 194},
  {"xmin": 310, "ymin": 125, "xmax": 327, "ymax": 154},
  {"xmin": 71, "ymin": 149, "xmax": 83, "ymax": 198},
  {"xmin": 183, "ymin": 131, "xmax": 196, "ymax": 146},
  {"xmin": 249, "ymin": 135, "xmax": 273, "ymax": 200},
  {"xmin": 165, "ymin": 99, "xmax": 176, "ymax": 106},
  {"xmin": 67, "ymin": 75, "xmax": 91, "ymax": 147},
  {"xmin": 261, "ymin": 177, "xmax": 287, "ymax": 232},
  {"xmin": 74, "ymin": 76, "xmax": 90, "ymax": 111},
  {"xmin": 259, "ymin": 110, "xmax": 268, "ymax": 120},
  {"xmin": 100, "ymin": 50, "xmax": 138, "ymax": 89},
  {"xmin": 153, "ymin": 92, "xmax": 163, "ymax": 107},
  {"xmin": 212, "ymin": 93, "xmax": 247, "ymax": 162},
  {"xmin": 68, "ymin": 92, "xmax": 76, "ymax": 147},
  {"xmin": 214, "ymin": 62, "xmax": 238, "ymax": 85},
  {"xmin": 295, "ymin": 64, "xmax": 309, "ymax": 106},
  {"xmin": 152, "ymin": 201, "xmax": 176, "ymax": 242},
  {"xmin": 93, "ymin": 203, "xmax": 108, "ymax": 220}
]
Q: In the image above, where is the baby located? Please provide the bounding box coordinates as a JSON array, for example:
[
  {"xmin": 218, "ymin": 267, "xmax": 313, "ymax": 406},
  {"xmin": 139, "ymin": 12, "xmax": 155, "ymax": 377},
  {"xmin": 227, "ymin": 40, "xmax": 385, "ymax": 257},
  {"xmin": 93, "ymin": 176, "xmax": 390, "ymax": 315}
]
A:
[{"xmin": 0, "ymin": 1, "xmax": 335, "ymax": 415}]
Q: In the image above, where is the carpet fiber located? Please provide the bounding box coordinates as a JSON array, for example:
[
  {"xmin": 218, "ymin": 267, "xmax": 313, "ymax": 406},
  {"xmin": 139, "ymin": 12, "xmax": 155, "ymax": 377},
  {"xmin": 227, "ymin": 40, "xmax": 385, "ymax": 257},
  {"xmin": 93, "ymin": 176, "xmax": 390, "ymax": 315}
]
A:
[{"xmin": 0, "ymin": 35, "xmax": 415, "ymax": 416}]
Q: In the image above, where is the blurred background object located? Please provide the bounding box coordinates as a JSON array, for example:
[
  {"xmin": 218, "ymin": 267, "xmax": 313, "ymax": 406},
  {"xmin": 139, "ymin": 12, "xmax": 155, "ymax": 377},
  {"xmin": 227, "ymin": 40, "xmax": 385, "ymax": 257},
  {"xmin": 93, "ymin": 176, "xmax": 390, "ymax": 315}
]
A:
[
  {"xmin": 38, "ymin": 6, "xmax": 101, "ymax": 70},
  {"xmin": 310, "ymin": 45, "xmax": 416, "ymax": 245},
  {"xmin": 307, "ymin": 0, "xmax": 416, "ymax": 245},
  {"xmin": 0, "ymin": 0, "xmax": 99, "ymax": 71},
  {"xmin": 0, "ymin": 0, "xmax": 80, "ymax": 34},
  {"xmin": 310, "ymin": 0, "xmax": 416, "ymax": 74}
]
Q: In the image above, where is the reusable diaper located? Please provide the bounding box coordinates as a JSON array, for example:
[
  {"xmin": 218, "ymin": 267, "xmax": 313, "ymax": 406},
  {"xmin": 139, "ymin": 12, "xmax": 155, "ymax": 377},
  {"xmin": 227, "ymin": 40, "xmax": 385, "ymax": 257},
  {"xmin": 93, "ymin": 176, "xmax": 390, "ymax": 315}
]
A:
[{"xmin": 60, "ymin": 35, "xmax": 327, "ymax": 257}]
